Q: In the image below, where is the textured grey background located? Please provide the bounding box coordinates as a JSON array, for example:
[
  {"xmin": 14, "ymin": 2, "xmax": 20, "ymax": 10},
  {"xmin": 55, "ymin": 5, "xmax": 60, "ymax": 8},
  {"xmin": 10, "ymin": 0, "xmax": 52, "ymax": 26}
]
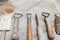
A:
[{"xmin": 0, "ymin": 0, "xmax": 60, "ymax": 40}]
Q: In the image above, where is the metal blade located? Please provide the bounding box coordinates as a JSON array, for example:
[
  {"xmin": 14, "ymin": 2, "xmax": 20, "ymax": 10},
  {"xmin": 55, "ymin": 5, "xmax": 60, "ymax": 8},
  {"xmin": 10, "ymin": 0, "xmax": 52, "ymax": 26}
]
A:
[
  {"xmin": 35, "ymin": 14, "xmax": 39, "ymax": 40},
  {"xmin": 35, "ymin": 14, "xmax": 39, "ymax": 26}
]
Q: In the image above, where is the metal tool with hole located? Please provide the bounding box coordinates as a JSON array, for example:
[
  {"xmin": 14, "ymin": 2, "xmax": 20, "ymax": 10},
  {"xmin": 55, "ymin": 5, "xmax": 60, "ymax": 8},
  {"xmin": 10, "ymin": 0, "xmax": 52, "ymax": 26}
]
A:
[
  {"xmin": 42, "ymin": 12, "xmax": 55, "ymax": 40},
  {"xmin": 26, "ymin": 13, "xmax": 32, "ymax": 40},
  {"xmin": 11, "ymin": 13, "xmax": 23, "ymax": 40}
]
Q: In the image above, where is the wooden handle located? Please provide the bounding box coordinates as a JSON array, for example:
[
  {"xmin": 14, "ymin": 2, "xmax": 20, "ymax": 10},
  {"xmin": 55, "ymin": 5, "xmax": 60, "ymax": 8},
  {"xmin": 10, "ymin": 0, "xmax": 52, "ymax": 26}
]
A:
[
  {"xmin": 45, "ymin": 18, "xmax": 55, "ymax": 39},
  {"xmin": 27, "ymin": 23, "xmax": 32, "ymax": 40}
]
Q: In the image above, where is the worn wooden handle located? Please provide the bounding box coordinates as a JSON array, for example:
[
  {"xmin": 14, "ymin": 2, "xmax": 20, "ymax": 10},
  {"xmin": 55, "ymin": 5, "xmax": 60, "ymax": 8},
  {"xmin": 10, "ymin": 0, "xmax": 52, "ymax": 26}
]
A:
[
  {"xmin": 45, "ymin": 18, "xmax": 55, "ymax": 39},
  {"xmin": 27, "ymin": 23, "xmax": 32, "ymax": 40}
]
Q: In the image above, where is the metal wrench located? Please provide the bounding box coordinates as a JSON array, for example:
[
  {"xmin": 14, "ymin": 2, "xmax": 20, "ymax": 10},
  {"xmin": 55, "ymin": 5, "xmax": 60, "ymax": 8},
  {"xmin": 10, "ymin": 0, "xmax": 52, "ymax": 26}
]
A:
[
  {"xmin": 11, "ymin": 13, "xmax": 23, "ymax": 40},
  {"xmin": 42, "ymin": 12, "xmax": 55, "ymax": 40},
  {"xmin": 26, "ymin": 13, "xmax": 32, "ymax": 40}
]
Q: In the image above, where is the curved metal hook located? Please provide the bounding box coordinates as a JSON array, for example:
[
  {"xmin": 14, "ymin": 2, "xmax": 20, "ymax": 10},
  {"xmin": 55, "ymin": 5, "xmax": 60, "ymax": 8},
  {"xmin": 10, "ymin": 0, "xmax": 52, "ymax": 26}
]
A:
[{"xmin": 42, "ymin": 12, "xmax": 50, "ymax": 18}]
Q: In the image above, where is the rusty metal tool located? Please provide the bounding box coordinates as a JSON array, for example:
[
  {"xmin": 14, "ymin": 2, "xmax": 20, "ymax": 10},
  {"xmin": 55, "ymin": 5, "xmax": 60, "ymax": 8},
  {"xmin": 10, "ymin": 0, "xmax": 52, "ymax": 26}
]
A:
[
  {"xmin": 26, "ymin": 13, "xmax": 32, "ymax": 40},
  {"xmin": 35, "ymin": 14, "xmax": 39, "ymax": 40},
  {"xmin": 42, "ymin": 12, "xmax": 55, "ymax": 40},
  {"xmin": 11, "ymin": 13, "xmax": 23, "ymax": 40}
]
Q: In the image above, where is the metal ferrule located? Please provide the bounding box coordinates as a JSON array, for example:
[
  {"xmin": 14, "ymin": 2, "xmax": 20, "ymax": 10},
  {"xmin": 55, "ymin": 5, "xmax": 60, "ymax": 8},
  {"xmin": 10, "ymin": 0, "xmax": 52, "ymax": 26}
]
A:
[{"xmin": 26, "ymin": 13, "xmax": 32, "ymax": 23}]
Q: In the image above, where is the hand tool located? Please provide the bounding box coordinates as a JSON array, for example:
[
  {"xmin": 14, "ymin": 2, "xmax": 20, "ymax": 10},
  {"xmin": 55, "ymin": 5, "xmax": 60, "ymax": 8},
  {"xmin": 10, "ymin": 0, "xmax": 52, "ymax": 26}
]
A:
[
  {"xmin": 35, "ymin": 14, "xmax": 45, "ymax": 40},
  {"xmin": 35, "ymin": 14, "xmax": 39, "ymax": 40},
  {"xmin": 11, "ymin": 13, "xmax": 23, "ymax": 40},
  {"xmin": 42, "ymin": 12, "xmax": 55, "ymax": 40},
  {"xmin": 0, "ymin": 16, "xmax": 12, "ymax": 40},
  {"xmin": 0, "ymin": 15, "xmax": 11, "ymax": 40},
  {"xmin": 26, "ymin": 13, "xmax": 32, "ymax": 40},
  {"xmin": 55, "ymin": 14, "xmax": 60, "ymax": 35}
]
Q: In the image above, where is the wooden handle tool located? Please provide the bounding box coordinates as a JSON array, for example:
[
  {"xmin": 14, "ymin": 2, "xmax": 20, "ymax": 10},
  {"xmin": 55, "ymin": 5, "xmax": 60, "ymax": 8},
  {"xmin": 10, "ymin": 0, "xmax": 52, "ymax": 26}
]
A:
[
  {"xmin": 26, "ymin": 13, "xmax": 32, "ymax": 40},
  {"xmin": 42, "ymin": 12, "xmax": 55, "ymax": 40}
]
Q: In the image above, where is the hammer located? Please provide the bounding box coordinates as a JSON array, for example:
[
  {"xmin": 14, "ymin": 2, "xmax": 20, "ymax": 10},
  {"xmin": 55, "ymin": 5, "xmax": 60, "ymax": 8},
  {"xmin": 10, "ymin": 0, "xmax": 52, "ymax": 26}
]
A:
[
  {"xmin": 42, "ymin": 12, "xmax": 55, "ymax": 40},
  {"xmin": 26, "ymin": 13, "xmax": 32, "ymax": 40}
]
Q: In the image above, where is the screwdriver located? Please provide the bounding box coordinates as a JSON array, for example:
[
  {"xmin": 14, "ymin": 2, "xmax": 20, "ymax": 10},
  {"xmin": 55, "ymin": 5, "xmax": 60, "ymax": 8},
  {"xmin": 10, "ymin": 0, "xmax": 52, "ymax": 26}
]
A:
[{"xmin": 26, "ymin": 13, "xmax": 32, "ymax": 40}]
